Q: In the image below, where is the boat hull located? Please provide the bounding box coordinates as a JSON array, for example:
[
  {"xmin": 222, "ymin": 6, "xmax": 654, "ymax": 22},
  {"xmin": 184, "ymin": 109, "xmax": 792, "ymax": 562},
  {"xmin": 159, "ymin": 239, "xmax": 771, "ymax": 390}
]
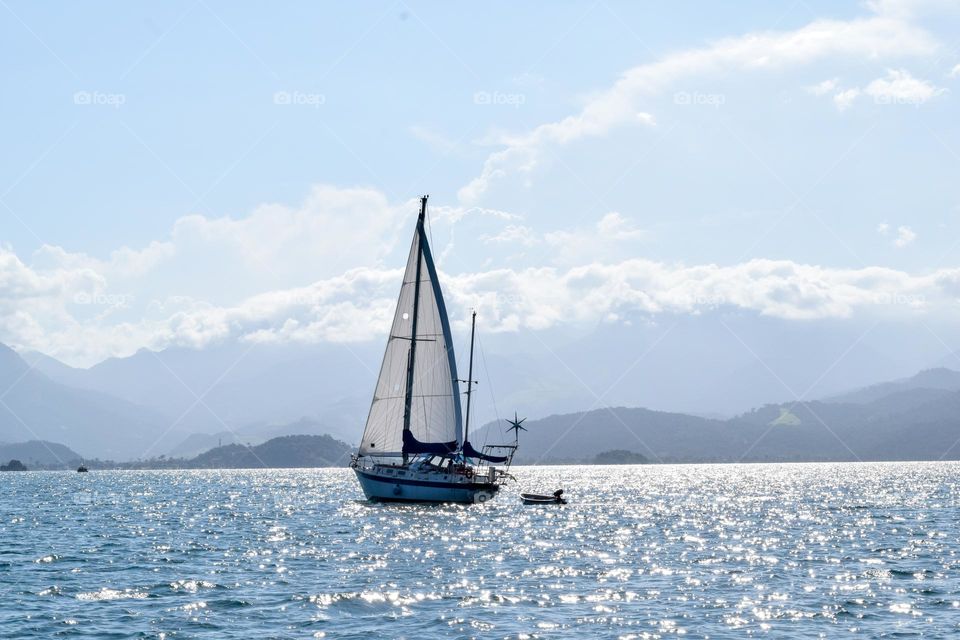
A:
[
  {"xmin": 521, "ymin": 497, "xmax": 566, "ymax": 505},
  {"xmin": 354, "ymin": 468, "xmax": 499, "ymax": 504}
]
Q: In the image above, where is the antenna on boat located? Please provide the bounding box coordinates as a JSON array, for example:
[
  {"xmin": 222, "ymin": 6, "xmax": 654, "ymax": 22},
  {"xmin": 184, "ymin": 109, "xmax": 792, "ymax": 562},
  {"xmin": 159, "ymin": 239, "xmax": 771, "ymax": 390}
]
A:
[{"xmin": 462, "ymin": 310, "xmax": 478, "ymax": 446}]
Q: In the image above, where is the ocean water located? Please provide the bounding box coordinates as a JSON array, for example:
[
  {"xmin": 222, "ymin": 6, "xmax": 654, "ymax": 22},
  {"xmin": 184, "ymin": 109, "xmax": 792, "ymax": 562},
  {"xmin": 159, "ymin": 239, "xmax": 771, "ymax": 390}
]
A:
[{"xmin": 1, "ymin": 463, "xmax": 959, "ymax": 638}]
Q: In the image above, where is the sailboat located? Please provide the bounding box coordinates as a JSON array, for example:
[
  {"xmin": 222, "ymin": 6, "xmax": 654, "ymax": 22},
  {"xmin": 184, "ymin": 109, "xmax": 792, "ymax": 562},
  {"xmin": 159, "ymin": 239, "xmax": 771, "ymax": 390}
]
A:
[{"xmin": 351, "ymin": 195, "xmax": 517, "ymax": 503}]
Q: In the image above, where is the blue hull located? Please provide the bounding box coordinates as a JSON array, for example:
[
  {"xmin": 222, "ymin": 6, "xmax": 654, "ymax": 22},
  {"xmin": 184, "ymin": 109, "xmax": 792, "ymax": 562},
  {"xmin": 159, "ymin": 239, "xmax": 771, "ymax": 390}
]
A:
[{"xmin": 354, "ymin": 468, "xmax": 499, "ymax": 504}]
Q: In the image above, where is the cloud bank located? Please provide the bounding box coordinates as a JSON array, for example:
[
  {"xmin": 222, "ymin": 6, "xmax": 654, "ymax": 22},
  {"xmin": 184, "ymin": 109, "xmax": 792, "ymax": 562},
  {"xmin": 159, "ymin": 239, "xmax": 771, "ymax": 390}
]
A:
[
  {"xmin": 458, "ymin": 10, "xmax": 940, "ymax": 202},
  {"xmin": 3, "ymin": 233, "xmax": 956, "ymax": 367}
]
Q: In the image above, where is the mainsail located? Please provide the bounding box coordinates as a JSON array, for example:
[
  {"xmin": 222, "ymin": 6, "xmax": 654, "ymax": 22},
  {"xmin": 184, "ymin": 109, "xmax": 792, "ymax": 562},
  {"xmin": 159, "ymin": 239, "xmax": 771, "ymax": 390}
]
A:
[{"xmin": 359, "ymin": 199, "xmax": 462, "ymax": 456}]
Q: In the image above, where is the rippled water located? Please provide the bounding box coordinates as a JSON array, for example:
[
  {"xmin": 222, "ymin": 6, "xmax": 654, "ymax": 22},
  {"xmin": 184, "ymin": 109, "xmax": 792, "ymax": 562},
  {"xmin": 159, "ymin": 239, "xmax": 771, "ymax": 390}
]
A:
[{"xmin": 2, "ymin": 463, "xmax": 960, "ymax": 638}]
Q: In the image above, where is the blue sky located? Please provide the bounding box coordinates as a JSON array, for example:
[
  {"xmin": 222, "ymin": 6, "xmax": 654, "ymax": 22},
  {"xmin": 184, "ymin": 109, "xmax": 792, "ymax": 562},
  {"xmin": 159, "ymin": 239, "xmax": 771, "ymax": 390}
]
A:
[{"xmin": 2, "ymin": 0, "xmax": 960, "ymax": 366}]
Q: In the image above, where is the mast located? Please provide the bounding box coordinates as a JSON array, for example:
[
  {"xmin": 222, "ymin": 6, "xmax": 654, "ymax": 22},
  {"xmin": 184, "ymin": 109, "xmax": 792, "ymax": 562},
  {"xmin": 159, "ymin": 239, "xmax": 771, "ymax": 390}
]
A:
[
  {"xmin": 401, "ymin": 195, "xmax": 428, "ymax": 463},
  {"xmin": 463, "ymin": 310, "xmax": 477, "ymax": 446}
]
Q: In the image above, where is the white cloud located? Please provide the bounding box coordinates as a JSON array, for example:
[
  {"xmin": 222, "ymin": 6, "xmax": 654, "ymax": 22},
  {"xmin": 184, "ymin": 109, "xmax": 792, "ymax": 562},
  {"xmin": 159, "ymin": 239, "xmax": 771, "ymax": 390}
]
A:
[
  {"xmin": 481, "ymin": 224, "xmax": 540, "ymax": 247},
  {"xmin": 596, "ymin": 212, "xmax": 646, "ymax": 240},
  {"xmin": 25, "ymin": 184, "xmax": 416, "ymax": 318},
  {"xmin": 0, "ymin": 248, "xmax": 102, "ymax": 302},
  {"xmin": 541, "ymin": 213, "xmax": 648, "ymax": 266},
  {"xmin": 865, "ymin": 68, "xmax": 946, "ymax": 104},
  {"xmin": 451, "ymin": 259, "xmax": 944, "ymax": 329},
  {"xmin": 171, "ymin": 258, "xmax": 958, "ymax": 341},
  {"xmin": 0, "ymin": 184, "xmax": 417, "ymax": 365},
  {"xmin": 7, "ymin": 236, "xmax": 959, "ymax": 367},
  {"xmin": 32, "ymin": 241, "xmax": 176, "ymax": 280},
  {"xmin": 429, "ymin": 205, "xmax": 520, "ymax": 226},
  {"xmin": 480, "ymin": 212, "xmax": 646, "ymax": 256},
  {"xmin": 167, "ymin": 184, "xmax": 407, "ymax": 282},
  {"xmin": 894, "ymin": 225, "xmax": 917, "ymax": 247},
  {"xmin": 833, "ymin": 88, "xmax": 861, "ymax": 111},
  {"xmin": 808, "ymin": 78, "xmax": 840, "ymax": 95},
  {"xmin": 458, "ymin": 14, "xmax": 939, "ymax": 202},
  {"xmin": 877, "ymin": 222, "xmax": 916, "ymax": 247},
  {"xmin": 635, "ymin": 112, "xmax": 656, "ymax": 126},
  {"xmin": 951, "ymin": 63, "xmax": 960, "ymax": 78}
]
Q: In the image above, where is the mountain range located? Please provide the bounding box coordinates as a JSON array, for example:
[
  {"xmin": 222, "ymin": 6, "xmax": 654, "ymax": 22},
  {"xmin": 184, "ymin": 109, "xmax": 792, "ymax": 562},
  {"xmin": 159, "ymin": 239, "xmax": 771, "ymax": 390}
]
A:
[
  {"xmin": 0, "ymin": 344, "xmax": 175, "ymax": 459},
  {"xmin": 4, "ymin": 331, "xmax": 960, "ymax": 463},
  {"xmin": 472, "ymin": 367, "xmax": 960, "ymax": 463}
]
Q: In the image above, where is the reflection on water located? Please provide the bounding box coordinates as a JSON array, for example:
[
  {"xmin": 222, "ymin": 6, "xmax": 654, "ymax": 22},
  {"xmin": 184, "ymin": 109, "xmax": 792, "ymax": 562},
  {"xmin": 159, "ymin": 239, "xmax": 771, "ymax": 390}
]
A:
[{"xmin": 1, "ymin": 463, "xmax": 959, "ymax": 637}]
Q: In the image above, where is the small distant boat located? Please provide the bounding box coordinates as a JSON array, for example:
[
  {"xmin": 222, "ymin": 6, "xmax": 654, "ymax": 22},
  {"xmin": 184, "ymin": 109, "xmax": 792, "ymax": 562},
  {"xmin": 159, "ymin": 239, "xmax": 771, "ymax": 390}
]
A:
[
  {"xmin": 521, "ymin": 489, "xmax": 566, "ymax": 505},
  {"xmin": 77, "ymin": 466, "xmax": 89, "ymax": 473}
]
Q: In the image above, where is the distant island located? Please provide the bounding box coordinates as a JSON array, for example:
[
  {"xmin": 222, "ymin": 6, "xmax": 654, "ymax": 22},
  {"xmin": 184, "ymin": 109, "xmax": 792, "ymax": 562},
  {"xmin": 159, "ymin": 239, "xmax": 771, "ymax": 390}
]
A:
[
  {"xmin": 184, "ymin": 434, "xmax": 352, "ymax": 469},
  {"xmin": 0, "ymin": 459, "xmax": 28, "ymax": 471},
  {"xmin": 593, "ymin": 449, "xmax": 649, "ymax": 465},
  {"xmin": 15, "ymin": 435, "xmax": 353, "ymax": 471}
]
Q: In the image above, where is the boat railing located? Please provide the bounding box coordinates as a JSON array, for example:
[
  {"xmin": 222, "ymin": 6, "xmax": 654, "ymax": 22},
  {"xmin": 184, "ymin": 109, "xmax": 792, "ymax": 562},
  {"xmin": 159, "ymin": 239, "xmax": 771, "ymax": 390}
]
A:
[
  {"xmin": 468, "ymin": 443, "xmax": 518, "ymax": 483},
  {"xmin": 352, "ymin": 448, "xmax": 517, "ymax": 484}
]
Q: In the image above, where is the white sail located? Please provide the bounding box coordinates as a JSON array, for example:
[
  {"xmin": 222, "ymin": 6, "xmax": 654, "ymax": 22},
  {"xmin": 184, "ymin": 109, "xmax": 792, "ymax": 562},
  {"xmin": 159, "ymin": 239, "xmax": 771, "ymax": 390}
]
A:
[{"xmin": 358, "ymin": 214, "xmax": 462, "ymax": 456}]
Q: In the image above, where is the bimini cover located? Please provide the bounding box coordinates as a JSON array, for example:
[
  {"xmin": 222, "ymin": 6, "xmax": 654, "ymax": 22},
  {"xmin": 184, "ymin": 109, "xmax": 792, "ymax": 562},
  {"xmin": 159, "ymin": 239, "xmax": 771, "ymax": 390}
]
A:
[
  {"xmin": 461, "ymin": 440, "xmax": 509, "ymax": 464},
  {"xmin": 403, "ymin": 429, "xmax": 458, "ymax": 455}
]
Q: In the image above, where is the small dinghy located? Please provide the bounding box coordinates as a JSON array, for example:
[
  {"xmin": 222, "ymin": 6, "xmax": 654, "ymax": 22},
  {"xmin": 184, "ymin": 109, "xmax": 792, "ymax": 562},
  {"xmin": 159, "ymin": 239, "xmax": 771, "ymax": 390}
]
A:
[{"xmin": 521, "ymin": 489, "xmax": 566, "ymax": 505}]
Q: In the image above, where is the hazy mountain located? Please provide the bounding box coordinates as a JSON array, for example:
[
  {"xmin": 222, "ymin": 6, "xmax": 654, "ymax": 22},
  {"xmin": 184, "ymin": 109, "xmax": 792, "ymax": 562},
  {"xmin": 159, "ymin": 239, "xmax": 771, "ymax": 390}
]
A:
[
  {"xmin": 0, "ymin": 344, "xmax": 182, "ymax": 460},
  {"xmin": 22, "ymin": 312, "xmax": 943, "ymax": 445},
  {"xmin": 473, "ymin": 407, "xmax": 741, "ymax": 463},
  {"xmin": 0, "ymin": 440, "xmax": 82, "ymax": 466},
  {"xmin": 727, "ymin": 388, "xmax": 960, "ymax": 462},
  {"xmin": 457, "ymin": 313, "xmax": 930, "ymax": 424},
  {"xmin": 12, "ymin": 314, "xmax": 960, "ymax": 464},
  {"xmin": 27, "ymin": 342, "xmax": 375, "ymax": 444},
  {"xmin": 824, "ymin": 368, "xmax": 960, "ymax": 404},
  {"xmin": 11, "ymin": 359, "xmax": 960, "ymax": 465},
  {"xmin": 167, "ymin": 417, "xmax": 347, "ymax": 458},
  {"xmin": 18, "ymin": 350, "xmax": 80, "ymax": 382},
  {"xmin": 187, "ymin": 434, "xmax": 352, "ymax": 468},
  {"xmin": 475, "ymin": 374, "xmax": 960, "ymax": 463}
]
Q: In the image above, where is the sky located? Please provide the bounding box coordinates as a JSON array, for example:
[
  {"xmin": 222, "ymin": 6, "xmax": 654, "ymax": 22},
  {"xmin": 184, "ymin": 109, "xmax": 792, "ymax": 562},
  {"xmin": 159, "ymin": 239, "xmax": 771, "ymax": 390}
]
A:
[{"xmin": 2, "ymin": 0, "xmax": 960, "ymax": 368}]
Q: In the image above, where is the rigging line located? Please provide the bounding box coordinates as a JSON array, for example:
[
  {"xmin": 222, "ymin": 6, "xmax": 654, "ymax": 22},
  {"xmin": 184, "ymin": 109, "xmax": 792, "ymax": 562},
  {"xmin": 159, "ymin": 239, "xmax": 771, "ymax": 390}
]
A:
[
  {"xmin": 420, "ymin": 393, "xmax": 428, "ymax": 440},
  {"xmin": 476, "ymin": 331, "xmax": 502, "ymax": 450},
  {"xmin": 426, "ymin": 198, "xmax": 435, "ymax": 252}
]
